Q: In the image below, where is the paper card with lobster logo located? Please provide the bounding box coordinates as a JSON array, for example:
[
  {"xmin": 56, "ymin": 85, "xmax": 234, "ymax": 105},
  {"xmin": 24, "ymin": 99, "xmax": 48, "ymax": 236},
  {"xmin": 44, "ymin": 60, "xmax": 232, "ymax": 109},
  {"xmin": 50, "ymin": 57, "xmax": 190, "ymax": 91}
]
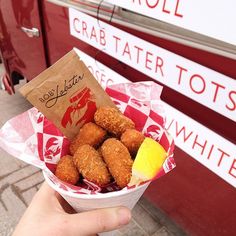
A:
[{"xmin": 19, "ymin": 49, "xmax": 116, "ymax": 140}]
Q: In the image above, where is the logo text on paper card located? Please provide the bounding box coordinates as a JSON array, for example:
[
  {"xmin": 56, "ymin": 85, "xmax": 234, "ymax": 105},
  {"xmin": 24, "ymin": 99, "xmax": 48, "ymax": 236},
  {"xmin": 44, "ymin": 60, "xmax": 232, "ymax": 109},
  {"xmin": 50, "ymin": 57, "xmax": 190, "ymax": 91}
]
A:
[{"xmin": 39, "ymin": 74, "xmax": 84, "ymax": 108}]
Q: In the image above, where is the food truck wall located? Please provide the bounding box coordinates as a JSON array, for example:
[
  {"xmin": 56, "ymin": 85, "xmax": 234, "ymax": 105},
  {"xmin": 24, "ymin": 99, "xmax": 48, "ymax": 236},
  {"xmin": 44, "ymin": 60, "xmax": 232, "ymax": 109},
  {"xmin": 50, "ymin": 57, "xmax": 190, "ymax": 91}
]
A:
[
  {"xmin": 42, "ymin": 2, "xmax": 236, "ymax": 235},
  {"xmin": 0, "ymin": 0, "xmax": 235, "ymax": 235}
]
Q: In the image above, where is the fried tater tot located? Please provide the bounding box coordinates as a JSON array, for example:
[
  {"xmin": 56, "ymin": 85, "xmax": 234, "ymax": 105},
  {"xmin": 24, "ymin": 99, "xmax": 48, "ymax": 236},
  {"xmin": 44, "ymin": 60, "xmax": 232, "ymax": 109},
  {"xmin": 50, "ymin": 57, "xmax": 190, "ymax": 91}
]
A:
[
  {"xmin": 101, "ymin": 138, "xmax": 133, "ymax": 188},
  {"xmin": 55, "ymin": 155, "xmax": 79, "ymax": 185},
  {"xmin": 69, "ymin": 122, "xmax": 107, "ymax": 155},
  {"xmin": 94, "ymin": 106, "xmax": 135, "ymax": 137},
  {"xmin": 121, "ymin": 129, "xmax": 145, "ymax": 156},
  {"xmin": 73, "ymin": 145, "xmax": 111, "ymax": 187}
]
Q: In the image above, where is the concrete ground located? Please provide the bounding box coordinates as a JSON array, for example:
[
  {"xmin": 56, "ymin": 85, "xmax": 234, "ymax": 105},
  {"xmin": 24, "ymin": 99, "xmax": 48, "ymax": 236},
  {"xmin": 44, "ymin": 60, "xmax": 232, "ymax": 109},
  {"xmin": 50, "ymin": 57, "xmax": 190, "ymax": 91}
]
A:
[{"xmin": 0, "ymin": 64, "xmax": 186, "ymax": 236}]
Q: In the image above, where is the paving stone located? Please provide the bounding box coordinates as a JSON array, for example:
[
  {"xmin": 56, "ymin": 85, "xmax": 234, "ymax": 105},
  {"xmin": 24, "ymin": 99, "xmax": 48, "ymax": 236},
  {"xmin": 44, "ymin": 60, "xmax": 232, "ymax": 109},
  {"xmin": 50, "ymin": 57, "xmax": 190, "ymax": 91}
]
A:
[
  {"xmin": 0, "ymin": 149, "xmax": 27, "ymax": 176},
  {"xmin": 36, "ymin": 182, "xmax": 43, "ymax": 190},
  {"xmin": 118, "ymin": 218, "xmax": 148, "ymax": 236},
  {"xmin": 14, "ymin": 171, "xmax": 44, "ymax": 191},
  {"xmin": 0, "ymin": 219, "xmax": 14, "ymax": 236},
  {"xmin": 21, "ymin": 187, "xmax": 38, "ymax": 206},
  {"xmin": 139, "ymin": 197, "xmax": 186, "ymax": 236},
  {"xmin": 113, "ymin": 230, "xmax": 123, "ymax": 236},
  {"xmin": 152, "ymin": 227, "xmax": 174, "ymax": 236},
  {"xmin": 132, "ymin": 203, "xmax": 162, "ymax": 235},
  {"xmin": 0, "ymin": 204, "xmax": 14, "ymax": 236},
  {"xmin": 0, "ymin": 165, "xmax": 39, "ymax": 187},
  {"xmin": 0, "ymin": 83, "xmax": 32, "ymax": 125},
  {"xmin": 1, "ymin": 186, "xmax": 26, "ymax": 226}
]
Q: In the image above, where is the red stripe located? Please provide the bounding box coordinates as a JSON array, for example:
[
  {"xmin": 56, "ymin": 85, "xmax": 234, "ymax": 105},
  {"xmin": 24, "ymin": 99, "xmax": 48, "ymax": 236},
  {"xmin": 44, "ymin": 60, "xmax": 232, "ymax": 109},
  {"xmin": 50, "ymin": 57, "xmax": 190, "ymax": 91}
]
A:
[
  {"xmin": 106, "ymin": 87, "xmax": 130, "ymax": 103},
  {"xmin": 149, "ymin": 110, "xmax": 165, "ymax": 127}
]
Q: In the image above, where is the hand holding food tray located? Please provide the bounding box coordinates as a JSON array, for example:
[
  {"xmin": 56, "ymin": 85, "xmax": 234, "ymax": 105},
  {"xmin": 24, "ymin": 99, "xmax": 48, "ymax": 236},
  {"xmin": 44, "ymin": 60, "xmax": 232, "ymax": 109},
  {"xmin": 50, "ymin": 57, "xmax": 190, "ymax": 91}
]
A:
[{"xmin": 0, "ymin": 49, "xmax": 175, "ymax": 235}]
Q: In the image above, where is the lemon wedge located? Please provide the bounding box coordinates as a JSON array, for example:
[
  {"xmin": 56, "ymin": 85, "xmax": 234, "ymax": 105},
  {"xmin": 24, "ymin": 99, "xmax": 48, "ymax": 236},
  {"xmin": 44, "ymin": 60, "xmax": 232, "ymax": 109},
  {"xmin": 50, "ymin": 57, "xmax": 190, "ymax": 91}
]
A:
[{"xmin": 129, "ymin": 137, "xmax": 167, "ymax": 186}]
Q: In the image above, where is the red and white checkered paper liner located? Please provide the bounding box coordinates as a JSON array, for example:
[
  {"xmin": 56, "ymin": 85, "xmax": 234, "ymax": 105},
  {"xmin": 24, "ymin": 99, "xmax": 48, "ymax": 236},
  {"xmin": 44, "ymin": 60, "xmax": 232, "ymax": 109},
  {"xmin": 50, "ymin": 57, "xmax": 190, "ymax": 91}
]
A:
[{"xmin": 0, "ymin": 82, "xmax": 175, "ymax": 195}]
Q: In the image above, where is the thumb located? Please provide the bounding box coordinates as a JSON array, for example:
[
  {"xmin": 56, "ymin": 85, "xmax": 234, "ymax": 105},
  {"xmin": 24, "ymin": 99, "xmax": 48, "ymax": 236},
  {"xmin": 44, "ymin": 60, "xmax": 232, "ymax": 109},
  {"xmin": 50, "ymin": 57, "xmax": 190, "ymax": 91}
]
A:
[{"xmin": 65, "ymin": 206, "xmax": 131, "ymax": 235}]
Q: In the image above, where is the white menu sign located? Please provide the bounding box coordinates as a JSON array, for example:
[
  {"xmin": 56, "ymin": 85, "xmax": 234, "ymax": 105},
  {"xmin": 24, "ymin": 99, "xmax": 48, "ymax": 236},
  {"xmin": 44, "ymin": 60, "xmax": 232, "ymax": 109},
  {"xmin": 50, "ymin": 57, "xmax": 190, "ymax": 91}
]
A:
[
  {"xmin": 69, "ymin": 8, "xmax": 236, "ymax": 122},
  {"xmin": 105, "ymin": 0, "xmax": 236, "ymax": 45},
  {"xmin": 74, "ymin": 47, "xmax": 236, "ymax": 188}
]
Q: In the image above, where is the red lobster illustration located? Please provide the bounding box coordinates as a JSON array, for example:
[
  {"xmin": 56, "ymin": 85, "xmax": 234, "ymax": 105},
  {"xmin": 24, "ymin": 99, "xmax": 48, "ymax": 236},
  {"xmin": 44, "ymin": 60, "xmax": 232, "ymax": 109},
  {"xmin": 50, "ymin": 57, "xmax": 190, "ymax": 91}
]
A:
[
  {"xmin": 44, "ymin": 137, "xmax": 61, "ymax": 160},
  {"xmin": 61, "ymin": 87, "xmax": 97, "ymax": 128},
  {"xmin": 145, "ymin": 124, "xmax": 161, "ymax": 140},
  {"xmin": 166, "ymin": 156, "xmax": 175, "ymax": 171}
]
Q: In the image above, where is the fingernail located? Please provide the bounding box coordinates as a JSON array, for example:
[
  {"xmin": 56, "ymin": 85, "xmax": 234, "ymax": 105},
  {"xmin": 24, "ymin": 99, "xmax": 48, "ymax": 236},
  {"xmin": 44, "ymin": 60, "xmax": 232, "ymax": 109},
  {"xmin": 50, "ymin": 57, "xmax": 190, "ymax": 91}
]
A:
[{"xmin": 117, "ymin": 207, "xmax": 131, "ymax": 226}]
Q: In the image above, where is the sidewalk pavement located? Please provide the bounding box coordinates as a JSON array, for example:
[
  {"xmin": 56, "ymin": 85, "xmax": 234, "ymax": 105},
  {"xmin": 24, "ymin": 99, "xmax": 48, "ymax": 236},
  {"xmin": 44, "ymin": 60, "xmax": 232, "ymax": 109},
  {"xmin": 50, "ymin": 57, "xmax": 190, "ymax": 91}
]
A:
[{"xmin": 0, "ymin": 64, "xmax": 186, "ymax": 236}]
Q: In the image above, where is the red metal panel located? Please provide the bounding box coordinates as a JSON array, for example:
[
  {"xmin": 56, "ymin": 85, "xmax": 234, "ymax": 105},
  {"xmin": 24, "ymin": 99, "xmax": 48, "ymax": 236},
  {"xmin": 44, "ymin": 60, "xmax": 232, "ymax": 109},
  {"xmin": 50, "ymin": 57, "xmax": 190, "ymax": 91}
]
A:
[
  {"xmin": 0, "ymin": 0, "xmax": 47, "ymax": 82},
  {"xmin": 144, "ymin": 147, "xmax": 236, "ymax": 236}
]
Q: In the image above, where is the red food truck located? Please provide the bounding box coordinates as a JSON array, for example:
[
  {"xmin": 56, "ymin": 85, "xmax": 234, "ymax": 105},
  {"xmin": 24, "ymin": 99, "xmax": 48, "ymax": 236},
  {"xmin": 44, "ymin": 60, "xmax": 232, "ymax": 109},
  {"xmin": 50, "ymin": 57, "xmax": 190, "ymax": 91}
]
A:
[{"xmin": 0, "ymin": 1, "xmax": 235, "ymax": 235}]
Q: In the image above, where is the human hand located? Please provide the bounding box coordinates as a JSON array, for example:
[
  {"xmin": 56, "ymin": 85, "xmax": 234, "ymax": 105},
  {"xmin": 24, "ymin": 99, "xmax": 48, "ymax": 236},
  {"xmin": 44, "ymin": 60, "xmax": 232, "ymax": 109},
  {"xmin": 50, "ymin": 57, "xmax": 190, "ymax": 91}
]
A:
[{"xmin": 12, "ymin": 182, "xmax": 131, "ymax": 236}]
